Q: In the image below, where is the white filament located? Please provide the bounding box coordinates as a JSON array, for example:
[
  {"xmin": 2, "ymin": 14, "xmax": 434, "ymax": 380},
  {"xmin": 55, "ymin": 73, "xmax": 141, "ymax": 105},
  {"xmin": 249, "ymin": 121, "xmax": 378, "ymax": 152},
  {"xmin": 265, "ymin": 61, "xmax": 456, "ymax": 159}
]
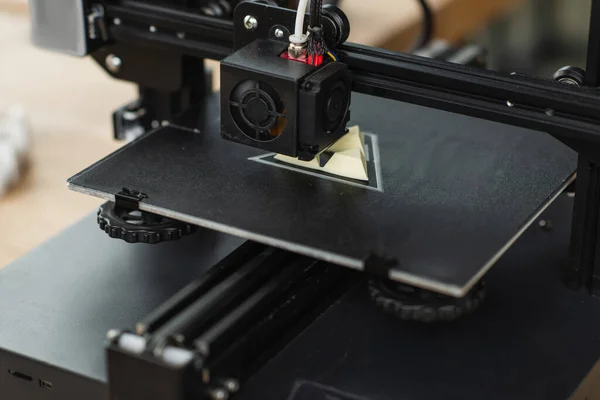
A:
[{"xmin": 290, "ymin": 0, "xmax": 309, "ymax": 44}]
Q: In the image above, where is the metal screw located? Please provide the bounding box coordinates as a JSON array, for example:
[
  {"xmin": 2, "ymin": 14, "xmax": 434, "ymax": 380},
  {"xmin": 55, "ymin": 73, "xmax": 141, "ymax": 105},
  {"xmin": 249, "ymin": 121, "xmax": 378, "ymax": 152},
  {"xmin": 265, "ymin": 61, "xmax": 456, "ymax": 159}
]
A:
[
  {"xmin": 506, "ymin": 100, "xmax": 514, "ymax": 107},
  {"xmin": 202, "ymin": 5, "xmax": 218, "ymax": 16},
  {"xmin": 149, "ymin": 25, "xmax": 157, "ymax": 33},
  {"xmin": 539, "ymin": 219, "xmax": 553, "ymax": 231},
  {"xmin": 113, "ymin": 18, "xmax": 121, "ymax": 25},
  {"xmin": 135, "ymin": 323, "xmax": 147, "ymax": 336},
  {"xmin": 223, "ymin": 379, "xmax": 239, "ymax": 393},
  {"xmin": 274, "ymin": 28, "xmax": 284, "ymax": 38},
  {"xmin": 105, "ymin": 54, "xmax": 122, "ymax": 74},
  {"xmin": 209, "ymin": 388, "xmax": 229, "ymax": 400},
  {"xmin": 152, "ymin": 345, "xmax": 164, "ymax": 357},
  {"xmin": 244, "ymin": 15, "xmax": 258, "ymax": 31},
  {"xmin": 196, "ymin": 340, "xmax": 210, "ymax": 356},
  {"xmin": 545, "ymin": 108, "xmax": 555, "ymax": 117},
  {"xmin": 151, "ymin": 120, "xmax": 159, "ymax": 129},
  {"xmin": 177, "ymin": 32, "xmax": 186, "ymax": 39}
]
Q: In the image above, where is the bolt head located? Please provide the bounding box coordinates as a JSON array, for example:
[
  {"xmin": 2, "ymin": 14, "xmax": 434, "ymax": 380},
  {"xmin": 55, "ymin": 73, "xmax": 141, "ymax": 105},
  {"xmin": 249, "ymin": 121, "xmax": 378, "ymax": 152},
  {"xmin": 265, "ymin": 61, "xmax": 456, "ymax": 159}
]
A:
[
  {"xmin": 244, "ymin": 15, "xmax": 258, "ymax": 31},
  {"xmin": 105, "ymin": 54, "xmax": 122, "ymax": 74},
  {"xmin": 539, "ymin": 219, "xmax": 553, "ymax": 231},
  {"xmin": 149, "ymin": 25, "xmax": 157, "ymax": 33},
  {"xmin": 210, "ymin": 389, "xmax": 229, "ymax": 400},
  {"xmin": 274, "ymin": 28, "xmax": 284, "ymax": 38},
  {"xmin": 223, "ymin": 379, "xmax": 239, "ymax": 393}
]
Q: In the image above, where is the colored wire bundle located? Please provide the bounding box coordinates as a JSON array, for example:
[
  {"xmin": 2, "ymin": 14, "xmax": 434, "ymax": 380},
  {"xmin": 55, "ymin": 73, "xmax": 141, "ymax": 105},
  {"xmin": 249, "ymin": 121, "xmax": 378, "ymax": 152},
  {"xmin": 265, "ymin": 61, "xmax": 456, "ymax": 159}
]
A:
[
  {"xmin": 307, "ymin": 0, "xmax": 332, "ymax": 65},
  {"xmin": 307, "ymin": 26, "xmax": 327, "ymax": 64},
  {"xmin": 291, "ymin": 0, "xmax": 338, "ymax": 65}
]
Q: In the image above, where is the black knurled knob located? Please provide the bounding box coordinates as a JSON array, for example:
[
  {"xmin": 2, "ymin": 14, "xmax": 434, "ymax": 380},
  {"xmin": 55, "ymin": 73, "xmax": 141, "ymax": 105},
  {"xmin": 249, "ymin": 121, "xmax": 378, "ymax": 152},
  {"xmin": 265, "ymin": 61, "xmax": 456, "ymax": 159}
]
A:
[
  {"xmin": 97, "ymin": 202, "xmax": 197, "ymax": 244},
  {"xmin": 368, "ymin": 279, "xmax": 485, "ymax": 322}
]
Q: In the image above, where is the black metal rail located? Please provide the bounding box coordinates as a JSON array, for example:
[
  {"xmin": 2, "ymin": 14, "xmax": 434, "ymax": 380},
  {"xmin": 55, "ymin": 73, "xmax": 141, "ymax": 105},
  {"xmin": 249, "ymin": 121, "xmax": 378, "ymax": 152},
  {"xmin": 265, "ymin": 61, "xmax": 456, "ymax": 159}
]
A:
[
  {"xmin": 565, "ymin": 0, "xmax": 600, "ymax": 294},
  {"xmin": 107, "ymin": 243, "xmax": 355, "ymax": 400},
  {"xmin": 339, "ymin": 43, "xmax": 600, "ymax": 149},
  {"xmin": 105, "ymin": 1, "xmax": 234, "ymax": 59},
  {"xmin": 102, "ymin": 1, "xmax": 600, "ymax": 151}
]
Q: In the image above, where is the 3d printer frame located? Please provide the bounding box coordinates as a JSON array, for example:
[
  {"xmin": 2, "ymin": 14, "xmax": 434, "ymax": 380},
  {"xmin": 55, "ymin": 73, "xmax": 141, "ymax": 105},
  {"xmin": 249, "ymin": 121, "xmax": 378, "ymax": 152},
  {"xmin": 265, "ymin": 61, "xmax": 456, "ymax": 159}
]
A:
[
  {"xmin": 79, "ymin": 0, "xmax": 600, "ymax": 294},
  {"xmin": 20, "ymin": 1, "xmax": 600, "ymax": 398}
]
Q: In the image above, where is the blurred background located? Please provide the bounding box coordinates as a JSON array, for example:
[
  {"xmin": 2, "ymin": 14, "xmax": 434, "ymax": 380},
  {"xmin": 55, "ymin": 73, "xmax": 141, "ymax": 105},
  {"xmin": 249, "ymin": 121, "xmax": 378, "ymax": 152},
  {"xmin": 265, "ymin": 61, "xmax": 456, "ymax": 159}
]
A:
[{"xmin": 0, "ymin": 0, "xmax": 593, "ymax": 268}]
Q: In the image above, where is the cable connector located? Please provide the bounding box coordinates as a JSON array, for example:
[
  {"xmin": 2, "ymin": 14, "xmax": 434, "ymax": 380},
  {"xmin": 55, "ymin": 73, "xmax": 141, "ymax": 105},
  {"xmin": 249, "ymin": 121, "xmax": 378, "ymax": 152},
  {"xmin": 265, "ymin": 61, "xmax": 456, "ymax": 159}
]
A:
[{"xmin": 307, "ymin": 25, "xmax": 327, "ymax": 66}]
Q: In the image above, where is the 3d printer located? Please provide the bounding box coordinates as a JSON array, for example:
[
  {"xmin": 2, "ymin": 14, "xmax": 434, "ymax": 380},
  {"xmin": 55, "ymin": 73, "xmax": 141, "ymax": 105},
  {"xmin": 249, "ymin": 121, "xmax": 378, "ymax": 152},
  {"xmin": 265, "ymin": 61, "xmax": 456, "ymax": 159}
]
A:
[{"xmin": 15, "ymin": 0, "xmax": 600, "ymax": 399}]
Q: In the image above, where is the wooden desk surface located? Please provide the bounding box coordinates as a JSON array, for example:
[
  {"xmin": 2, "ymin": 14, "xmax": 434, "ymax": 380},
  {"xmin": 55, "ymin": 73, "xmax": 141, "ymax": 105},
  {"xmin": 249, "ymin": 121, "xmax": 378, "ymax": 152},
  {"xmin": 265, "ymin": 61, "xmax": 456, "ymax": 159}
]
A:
[
  {"xmin": 0, "ymin": 13, "xmax": 133, "ymax": 268},
  {"xmin": 0, "ymin": 0, "xmax": 521, "ymax": 268}
]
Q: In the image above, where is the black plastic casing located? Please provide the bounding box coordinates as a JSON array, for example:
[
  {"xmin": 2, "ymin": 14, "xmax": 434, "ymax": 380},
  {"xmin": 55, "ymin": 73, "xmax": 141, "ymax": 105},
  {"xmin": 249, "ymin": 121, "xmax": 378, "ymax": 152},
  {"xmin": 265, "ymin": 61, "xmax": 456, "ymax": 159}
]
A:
[
  {"xmin": 220, "ymin": 39, "xmax": 351, "ymax": 160},
  {"xmin": 298, "ymin": 62, "xmax": 351, "ymax": 160}
]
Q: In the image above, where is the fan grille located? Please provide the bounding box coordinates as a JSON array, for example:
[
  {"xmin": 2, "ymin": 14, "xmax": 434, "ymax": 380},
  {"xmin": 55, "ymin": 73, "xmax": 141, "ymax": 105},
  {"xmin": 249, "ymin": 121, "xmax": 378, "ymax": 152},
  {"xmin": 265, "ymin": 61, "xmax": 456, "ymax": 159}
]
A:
[{"xmin": 229, "ymin": 80, "xmax": 287, "ymax": 142}]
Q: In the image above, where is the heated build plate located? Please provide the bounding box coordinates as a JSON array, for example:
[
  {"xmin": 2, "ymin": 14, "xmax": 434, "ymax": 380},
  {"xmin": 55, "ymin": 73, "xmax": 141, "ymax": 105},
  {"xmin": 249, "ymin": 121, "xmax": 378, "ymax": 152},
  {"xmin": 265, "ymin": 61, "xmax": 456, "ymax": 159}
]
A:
[{"xmin": 68, "ymin": 93, "xmax": 576, "ymax": 296}]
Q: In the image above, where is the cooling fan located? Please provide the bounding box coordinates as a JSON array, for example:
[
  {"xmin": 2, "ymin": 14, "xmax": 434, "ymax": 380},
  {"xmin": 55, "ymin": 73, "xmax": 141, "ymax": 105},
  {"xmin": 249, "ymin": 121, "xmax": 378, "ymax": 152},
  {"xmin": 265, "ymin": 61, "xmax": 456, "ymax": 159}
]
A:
[
  {"xmin": 229, "ymin": 80, "xmax": 288, "ymax": 142},
  {"xmin": 220, "ymin": 39, "xmax": 351, "ymax": 160}
]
